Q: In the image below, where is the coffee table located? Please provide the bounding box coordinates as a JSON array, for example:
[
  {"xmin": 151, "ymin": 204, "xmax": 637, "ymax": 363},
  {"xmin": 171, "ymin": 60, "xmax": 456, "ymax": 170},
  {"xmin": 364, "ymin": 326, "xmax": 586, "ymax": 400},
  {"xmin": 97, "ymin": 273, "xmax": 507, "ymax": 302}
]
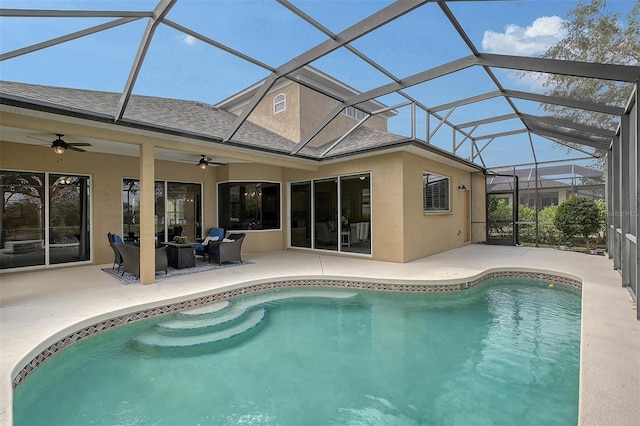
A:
[{"xmin": 163, "ymin": 242, "xmax": 196, "ymax": 269}]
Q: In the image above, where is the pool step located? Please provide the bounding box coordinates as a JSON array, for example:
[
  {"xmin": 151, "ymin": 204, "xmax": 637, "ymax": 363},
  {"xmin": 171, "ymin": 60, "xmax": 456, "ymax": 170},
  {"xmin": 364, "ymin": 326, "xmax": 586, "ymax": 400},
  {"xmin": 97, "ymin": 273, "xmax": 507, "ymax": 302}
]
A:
[
  {"xmin": 161, "ymin": 289, "xmax": 357, "ymax": 333},
  {"xmin": 133, "ymin": 289, "xmax": 358, "ymax": 355},
  {"xmin": 178, "ymin": 300, "xmax": 231, "ymax": 317},
  {"xmin": 159, "ymin": 302, "xmax": 254, "ymax": 333},
  {"xmin": 134, "ymin": 308, "xmax": 267, "ymax": 351}
]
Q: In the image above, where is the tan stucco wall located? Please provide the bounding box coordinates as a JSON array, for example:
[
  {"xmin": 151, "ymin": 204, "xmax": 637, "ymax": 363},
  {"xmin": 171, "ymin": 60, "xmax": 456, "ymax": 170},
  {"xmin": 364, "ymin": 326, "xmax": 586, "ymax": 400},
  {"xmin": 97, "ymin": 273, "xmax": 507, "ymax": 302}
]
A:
[
  {"xmin": 284, "ymin": 152, "xmax": 405, "ymax": 261},
  {"xmin": 2, "ymin": 131, "xmax": 484, "ymax": 269},
  {"xmin": 230, "ymin": 82, "xmax": 389, "ymax": 147},
  {"xmin": 284, "ymin": 151, "xmax": 478, "ymax": 262},
  {"xmin": 401, "ymin": 152, "xmax": 474, "ymax": 261},
  {"xmin": 299, "ymin": 86, "xmax": 388, "ymax": 147},
  {"xmin": 0, "ymin": 140, "xmax": 218, "ymax": 266},
  {"xmin": 230, "ymin": 84, "xmax": 302, "ymax": 143}
]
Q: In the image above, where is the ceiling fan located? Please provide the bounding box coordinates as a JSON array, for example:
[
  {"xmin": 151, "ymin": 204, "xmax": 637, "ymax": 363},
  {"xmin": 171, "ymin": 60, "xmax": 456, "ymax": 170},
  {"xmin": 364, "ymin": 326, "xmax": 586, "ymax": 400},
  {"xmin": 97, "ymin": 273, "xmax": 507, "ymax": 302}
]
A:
[
  {"xmin": 28, "ymin": 133, "xmax": 92, "ymax": 155},
  {"xmin": 196, "ymin": 155, "xmax": 226, "ymax": 169}
]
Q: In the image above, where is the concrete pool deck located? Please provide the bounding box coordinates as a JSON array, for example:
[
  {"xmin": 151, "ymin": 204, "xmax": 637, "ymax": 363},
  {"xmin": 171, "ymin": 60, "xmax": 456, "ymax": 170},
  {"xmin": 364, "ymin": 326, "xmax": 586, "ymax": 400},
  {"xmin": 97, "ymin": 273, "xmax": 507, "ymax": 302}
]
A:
[{"xmin": 1, "ymin": 244, "xmax": 638, "ymax": 425}]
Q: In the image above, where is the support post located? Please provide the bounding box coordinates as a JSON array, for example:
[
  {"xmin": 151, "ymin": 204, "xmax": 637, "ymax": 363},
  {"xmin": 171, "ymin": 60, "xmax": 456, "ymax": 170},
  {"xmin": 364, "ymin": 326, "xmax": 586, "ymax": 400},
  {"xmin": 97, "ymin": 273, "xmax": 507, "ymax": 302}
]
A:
[{"xmin": 139, "ymin": 143, "xmax": 156, "ymax": 284}]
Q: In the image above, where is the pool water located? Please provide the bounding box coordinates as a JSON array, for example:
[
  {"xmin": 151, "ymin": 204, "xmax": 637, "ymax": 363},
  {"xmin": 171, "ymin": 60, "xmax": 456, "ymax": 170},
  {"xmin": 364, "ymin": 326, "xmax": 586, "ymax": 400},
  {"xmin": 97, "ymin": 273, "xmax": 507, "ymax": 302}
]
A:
[{"xmin": 14, "ymin": 278, "xmax": 581, "ymax": 425}]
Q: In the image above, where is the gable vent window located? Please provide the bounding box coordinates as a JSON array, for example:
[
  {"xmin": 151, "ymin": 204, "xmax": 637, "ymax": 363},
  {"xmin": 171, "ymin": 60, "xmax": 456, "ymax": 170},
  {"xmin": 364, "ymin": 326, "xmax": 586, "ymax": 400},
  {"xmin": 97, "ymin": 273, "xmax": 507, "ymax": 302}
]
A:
[
  {"xmin": 423, "ymin": 172, "xmax": 450, "ymax": 212},
  {"xmin": 273, "ymin": 93, "xmax": 286, "ymax": 114}
]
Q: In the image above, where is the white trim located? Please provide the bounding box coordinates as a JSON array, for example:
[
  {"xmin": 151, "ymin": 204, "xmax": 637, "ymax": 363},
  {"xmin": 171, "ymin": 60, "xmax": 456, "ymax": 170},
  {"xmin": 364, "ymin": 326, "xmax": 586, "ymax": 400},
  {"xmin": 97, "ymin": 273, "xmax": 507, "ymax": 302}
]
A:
[
  {"xmin": 287, "ymin": 172, "xmax": 372, "ymax": 256},
  {"xmin": 422, "ymin": 170, "xmax": 451, "ymax": 213},
  {"xmin": 273, "ymin": 93, "xmax": 286, "ymax": 114},
  {"xmin": 216, "ymin": 180, "xmax": 283, "ymax": 232},
  {"xmin": 0, "ymin": 170, "xmax": 93, "ymax": 271}
]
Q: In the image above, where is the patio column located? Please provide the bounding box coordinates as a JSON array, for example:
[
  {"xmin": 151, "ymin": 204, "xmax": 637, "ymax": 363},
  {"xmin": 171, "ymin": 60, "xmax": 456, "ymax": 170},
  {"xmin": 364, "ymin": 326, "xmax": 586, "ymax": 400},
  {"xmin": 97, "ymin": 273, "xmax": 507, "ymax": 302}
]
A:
[{"xmin": 139, "ymin": 143, "xmax": 156, "ymax": 284}]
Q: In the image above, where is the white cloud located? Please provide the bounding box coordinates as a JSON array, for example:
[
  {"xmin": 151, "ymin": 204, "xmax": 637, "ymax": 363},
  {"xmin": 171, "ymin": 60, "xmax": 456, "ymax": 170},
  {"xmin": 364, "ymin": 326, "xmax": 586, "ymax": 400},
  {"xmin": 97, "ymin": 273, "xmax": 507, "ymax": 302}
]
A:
[
  {"xmin": 482, "ymin": 16, "xmax": 567, "ymax": 56},
  {"xmin": 183, "ymin": 35, "xmax": 197, "ymax": 46}
]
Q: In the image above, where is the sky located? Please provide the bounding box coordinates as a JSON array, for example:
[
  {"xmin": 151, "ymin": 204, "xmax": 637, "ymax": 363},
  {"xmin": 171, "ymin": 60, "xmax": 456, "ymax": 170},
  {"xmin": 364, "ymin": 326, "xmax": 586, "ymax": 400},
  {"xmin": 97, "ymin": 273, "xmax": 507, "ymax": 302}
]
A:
[{"xmin": 0, "ymin": 0, "xmax": 637, "ymax": 169}]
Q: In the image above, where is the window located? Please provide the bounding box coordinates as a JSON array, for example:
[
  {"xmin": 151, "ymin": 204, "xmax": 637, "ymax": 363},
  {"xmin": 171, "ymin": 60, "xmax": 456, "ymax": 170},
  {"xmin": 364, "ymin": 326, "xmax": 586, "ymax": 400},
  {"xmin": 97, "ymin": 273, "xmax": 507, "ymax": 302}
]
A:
[
  {"xmin": 423, "ymin": 172, "xmax": 450, "ymax": 212},
  {"xmin": 218, "ymin": 182, "xmax": 280, "ymax": 230},
  {"xmin": 540, "ymin": 195, "xmax": 559, "ymax": 208},
  {"xmin": 273, "ymin": 93, "xmax": 286, "ymax": 114},
  {"xmin": 336, "ymin": 101, "xmax": 366, "ymax": 120}
]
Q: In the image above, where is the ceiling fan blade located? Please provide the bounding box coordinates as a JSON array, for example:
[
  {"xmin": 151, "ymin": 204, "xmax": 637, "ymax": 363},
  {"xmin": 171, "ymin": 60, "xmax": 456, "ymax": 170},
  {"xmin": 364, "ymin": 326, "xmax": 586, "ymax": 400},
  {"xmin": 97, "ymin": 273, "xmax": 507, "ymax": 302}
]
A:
[
  {"xmin": 68, "ymin": 146, "xmax": 87, "ymax": 152},
  {"xmin": 202, "ymin": 156, "xmax": 226, "ymax": 165},
  {"xmin": 68, "ymin": 142, "xmax": 92, "ymax": 147},
  {"xmin": 27, "ymin": 135, "xmax": 51, "ymax": 143}
]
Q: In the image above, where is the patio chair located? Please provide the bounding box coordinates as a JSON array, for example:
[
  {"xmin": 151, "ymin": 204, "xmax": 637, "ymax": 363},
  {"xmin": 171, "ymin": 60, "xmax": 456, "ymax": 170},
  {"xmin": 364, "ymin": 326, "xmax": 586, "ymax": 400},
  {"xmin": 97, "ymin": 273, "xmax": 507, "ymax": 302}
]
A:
[
  {"xmin": 107, "ymin": 232, "xmax": 124, "ymax": 272},
  {"xmin": 195, "ymin": 227, "xmax": 225, "ymax": 261},
  {"xmin": 114, "ymin": 243, "xmax": 168, "ymax": 279},
  {"xmin": 207, "ymin": 233, "xmax": 245, "ymax": 265}
]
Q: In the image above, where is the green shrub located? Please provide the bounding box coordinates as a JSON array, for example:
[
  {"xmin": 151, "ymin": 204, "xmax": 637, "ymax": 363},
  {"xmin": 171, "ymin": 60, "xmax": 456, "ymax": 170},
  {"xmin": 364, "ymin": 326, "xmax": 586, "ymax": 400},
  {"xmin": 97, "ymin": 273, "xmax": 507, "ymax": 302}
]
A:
[{"xmin": 554, "ymin": 197, "xmax": 602, "ymax": 250}]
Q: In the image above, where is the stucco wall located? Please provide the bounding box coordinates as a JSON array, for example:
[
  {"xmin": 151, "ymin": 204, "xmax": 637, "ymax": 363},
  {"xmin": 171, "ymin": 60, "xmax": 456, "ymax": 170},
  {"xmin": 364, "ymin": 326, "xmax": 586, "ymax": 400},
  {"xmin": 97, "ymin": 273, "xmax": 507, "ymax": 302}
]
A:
[
  {"xmin": 283, "ymin": 150, "xmax": 477, "ymax": 262},
  {"xmin": 0, "ymin": 140, "xmax": 218, "ymax": 266},
  {"xmin": 401, "ymin": 152, "xmax": 474, "ymax": 261},
  {"xmin": 230, "ymin": 83, "xmax": 389, "ymax": 147},
  {"xmin": 299, "ymin": 86, "xmax": 388, "ymax": 148},
  {"xmin": 284, "ymin": 152, "xmax": 405, "ymax": 262},
  {"xmin": 2, "ymin": 138, "xmax": 483, "ymax": 269},
  {"xmin": 230, "ymin": 84, "xmax": 302, "ymax": 142}
]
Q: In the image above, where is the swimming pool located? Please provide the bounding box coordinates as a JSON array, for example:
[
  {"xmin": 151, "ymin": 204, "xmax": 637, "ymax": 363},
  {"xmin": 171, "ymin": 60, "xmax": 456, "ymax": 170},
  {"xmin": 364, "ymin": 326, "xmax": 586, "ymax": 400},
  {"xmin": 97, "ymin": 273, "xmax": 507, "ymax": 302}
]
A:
[{"xmin": 13, "ymin": 277, "xmax": 581, "ymax": 425}]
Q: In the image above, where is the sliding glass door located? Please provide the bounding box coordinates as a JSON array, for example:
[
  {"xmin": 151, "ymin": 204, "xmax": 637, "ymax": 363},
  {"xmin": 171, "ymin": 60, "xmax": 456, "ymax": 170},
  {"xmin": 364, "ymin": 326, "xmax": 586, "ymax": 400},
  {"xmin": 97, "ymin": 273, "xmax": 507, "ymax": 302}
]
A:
[
  {"xmin": 314, "ymin": 178, "xmax": 338, "ymax": 251},
  {"xmin": 49, "ymin": 174, "xmax": 90, "ymax": 264},
  {"xmin": 123, "ymin": 179, "xmax": 202, "ymax": 244},
  {"xmin": 1, "ymin": 172, "xmax": 45, "ymax": 269},
  {"xmin": 290, "ymin": 182, "xmax": 311, "ymax": 248},
  {"xmin": 1, "ymin": 170, "xmax": 91, "ymax": 270},
  {"xmin": 340, "ymin": 174, "xmax": 371, "ymax": 254},
  {"xmin": 290, "ymin": 173, "xmax": 371, "ymax": 255},
  {"xmin": 166, "ymin": 182, "xmax": 201, "ymax": 241}
]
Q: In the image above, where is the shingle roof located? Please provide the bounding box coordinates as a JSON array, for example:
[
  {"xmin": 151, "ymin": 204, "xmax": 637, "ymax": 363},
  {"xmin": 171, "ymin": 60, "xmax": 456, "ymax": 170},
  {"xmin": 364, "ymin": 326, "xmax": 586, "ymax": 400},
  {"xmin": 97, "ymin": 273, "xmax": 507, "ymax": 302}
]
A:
[
  {"xmin": 0, "ymin": 80, "xmax": 297, "ymax": 155},
  {"xmin": 0, "ymin": 80, "xmax": 481, "ymax": 170},
  {"xmin": 300, "ymin": 126, "xmax": 408, "ymax": 158}
]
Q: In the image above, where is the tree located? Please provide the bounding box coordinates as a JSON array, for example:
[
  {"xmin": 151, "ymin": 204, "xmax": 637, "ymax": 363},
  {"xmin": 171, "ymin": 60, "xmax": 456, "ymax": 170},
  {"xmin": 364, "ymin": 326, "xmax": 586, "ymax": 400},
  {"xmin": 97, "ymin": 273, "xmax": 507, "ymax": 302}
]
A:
[
  {"xmin": 487, "ymin": 196, "xmax": 513, "ymax": 238},
  {"xmin": 536, "ymin": 0, "xmax": 639, "ymax": 155},
  {"xmin": 539, "ymin": 204, "xmax": 561, "ymax": 245},
  {"xmin": 554, "ymin": 196, "xmax": 602, "ymax": 250}
]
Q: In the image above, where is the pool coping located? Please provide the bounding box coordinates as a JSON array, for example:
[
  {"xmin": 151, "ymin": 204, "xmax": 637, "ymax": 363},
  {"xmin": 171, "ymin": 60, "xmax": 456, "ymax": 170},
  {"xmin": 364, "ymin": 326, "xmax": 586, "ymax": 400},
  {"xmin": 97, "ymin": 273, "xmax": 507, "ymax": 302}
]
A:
[{"xmin": 11, "ymin": 266, "xmax": 582, "ymax": 390}]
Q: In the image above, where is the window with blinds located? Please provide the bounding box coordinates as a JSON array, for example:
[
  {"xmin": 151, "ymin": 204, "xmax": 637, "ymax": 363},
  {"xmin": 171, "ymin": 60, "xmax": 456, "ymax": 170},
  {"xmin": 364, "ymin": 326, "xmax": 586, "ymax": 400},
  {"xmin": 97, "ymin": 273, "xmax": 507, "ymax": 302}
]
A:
[{"xmin": 423, "ymin": 172, "xmax": 450, "ymax": 212}]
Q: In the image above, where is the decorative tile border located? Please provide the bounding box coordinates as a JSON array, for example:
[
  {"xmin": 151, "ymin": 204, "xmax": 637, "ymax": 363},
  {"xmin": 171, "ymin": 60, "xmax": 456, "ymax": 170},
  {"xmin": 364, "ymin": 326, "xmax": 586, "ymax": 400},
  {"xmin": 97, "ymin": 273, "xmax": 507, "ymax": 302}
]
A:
[{"xmin": 12, "ymin": 270, "xmax": 581, "ymax": 390}]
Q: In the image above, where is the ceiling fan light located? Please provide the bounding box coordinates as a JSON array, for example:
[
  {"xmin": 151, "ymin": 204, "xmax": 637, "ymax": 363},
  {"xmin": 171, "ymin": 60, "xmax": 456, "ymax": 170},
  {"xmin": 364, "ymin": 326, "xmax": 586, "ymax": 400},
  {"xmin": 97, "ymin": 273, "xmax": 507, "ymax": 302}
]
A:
[
  {"xmin": 53, "ymin": 144, "xmax": 66, "ymax": 155},
  {"xmin": 52, "ymin": 137, "xmax": 67, "ymax": 155},
  {"xmin": 197, "ymin": 157, "xmax": 208, "ymax": 169}
]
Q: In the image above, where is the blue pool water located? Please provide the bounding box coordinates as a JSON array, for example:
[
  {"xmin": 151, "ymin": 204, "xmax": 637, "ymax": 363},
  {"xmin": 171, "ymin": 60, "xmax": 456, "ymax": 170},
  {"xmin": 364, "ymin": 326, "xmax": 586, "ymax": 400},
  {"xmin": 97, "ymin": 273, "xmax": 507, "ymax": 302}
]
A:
[{"xmin": 14, "ymin": 278, "xmax": 581, "ymax": 425}]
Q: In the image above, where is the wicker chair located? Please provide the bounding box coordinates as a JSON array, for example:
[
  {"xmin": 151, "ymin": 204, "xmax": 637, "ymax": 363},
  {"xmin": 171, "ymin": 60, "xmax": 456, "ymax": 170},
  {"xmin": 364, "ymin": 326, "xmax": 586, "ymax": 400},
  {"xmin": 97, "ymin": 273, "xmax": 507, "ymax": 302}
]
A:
[
  {"xmin": 107, "ymin": 232, "xmax": 124, "ymax": 272},
  {"xmin": 206, "ymin": 233, "xmax": 245, "ymax": 265},
  {"xmin": 114, "ymin": 243, "xmax": 168, "ymax": 278},
  {"xmin": 195, "ymin": 227, "xmax": 225, "ymax": 261}
]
